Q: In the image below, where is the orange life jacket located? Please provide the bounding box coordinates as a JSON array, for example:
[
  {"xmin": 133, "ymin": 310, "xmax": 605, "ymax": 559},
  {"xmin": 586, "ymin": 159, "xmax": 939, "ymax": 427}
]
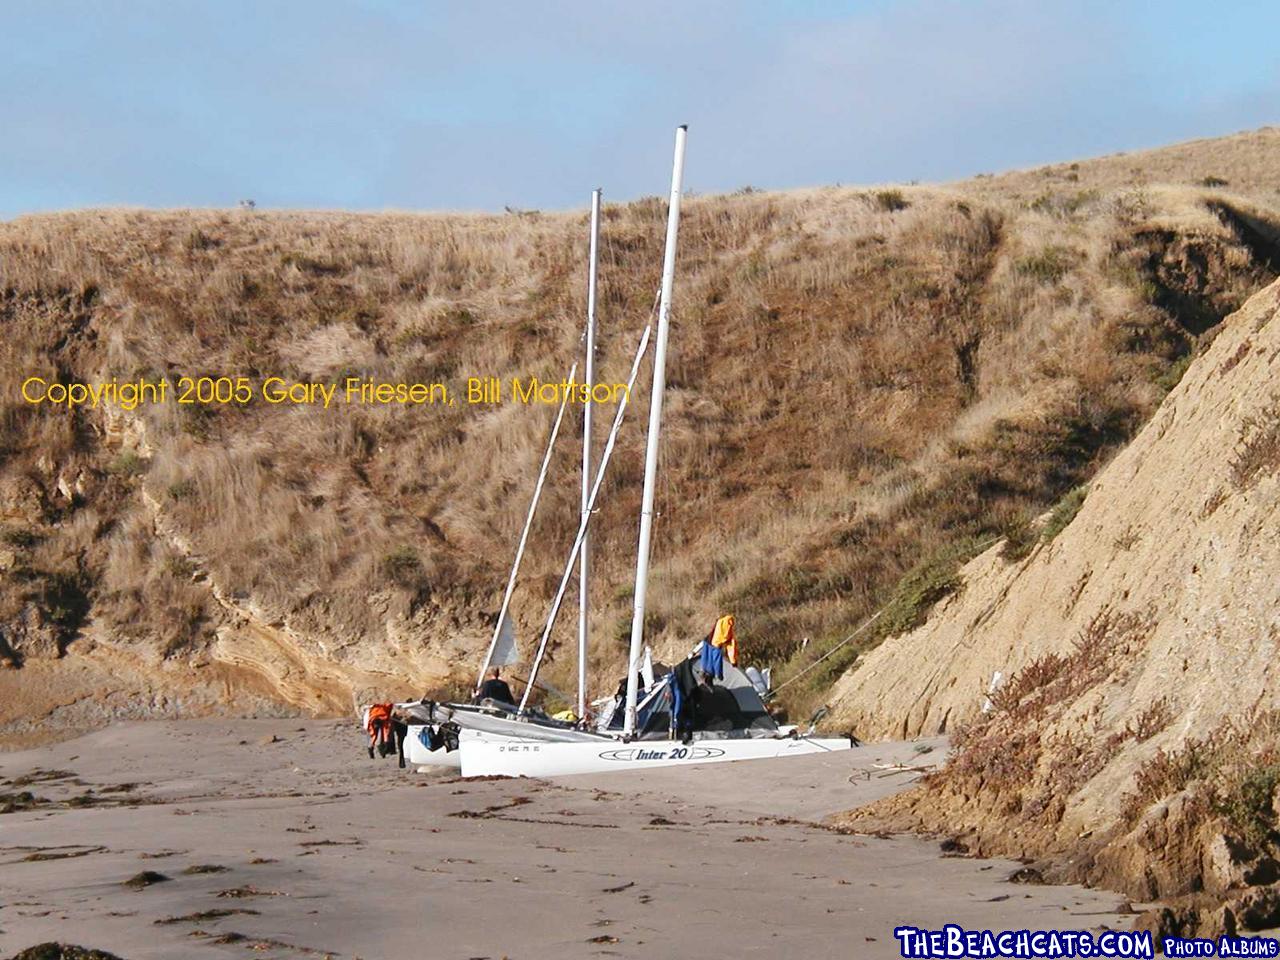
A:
[{"xmin": 366, "ymin": 702, "xmax": 395, "ymax": 748}]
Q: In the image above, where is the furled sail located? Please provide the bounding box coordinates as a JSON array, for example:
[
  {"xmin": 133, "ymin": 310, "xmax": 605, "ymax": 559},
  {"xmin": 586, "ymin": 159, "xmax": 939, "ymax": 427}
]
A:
[{"xmin": 491, "ymin": 611, "xmax": 519, "ymax": 667}]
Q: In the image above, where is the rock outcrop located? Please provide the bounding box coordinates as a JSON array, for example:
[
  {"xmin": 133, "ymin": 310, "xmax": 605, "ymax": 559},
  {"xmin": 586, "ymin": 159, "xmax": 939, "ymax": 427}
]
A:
[{"xmin": 832, "ymin": 278, "xmax": 1280, "ymax": 933}]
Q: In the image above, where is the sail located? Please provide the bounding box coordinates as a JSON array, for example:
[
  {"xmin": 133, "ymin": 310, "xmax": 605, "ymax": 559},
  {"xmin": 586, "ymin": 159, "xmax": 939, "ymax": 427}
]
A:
[{"xmin": 491, "ymin": 611, "xmax": 519, "ymax": 666}]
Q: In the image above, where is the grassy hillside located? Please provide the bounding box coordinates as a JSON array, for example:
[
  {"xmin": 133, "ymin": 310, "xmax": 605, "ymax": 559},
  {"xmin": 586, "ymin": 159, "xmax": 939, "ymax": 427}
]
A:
[{"xmin": 1, "ymin": 127, "xmax": 1278, "ymax": 731}]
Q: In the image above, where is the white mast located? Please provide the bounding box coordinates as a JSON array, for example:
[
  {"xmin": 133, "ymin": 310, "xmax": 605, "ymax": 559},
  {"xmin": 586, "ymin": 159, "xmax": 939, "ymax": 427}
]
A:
[
  {"xmin": 518, "ymin": 323, "xmax": 654, "ymax": 714},
  {"xmin": 475, "ymin": 361, "xmax": 577, "ymax": 691},
  {"xmin": 578, "ymin": 188, "xmax": 601, "ymax": 721},
  {"xmin": 623, "ymin": 125, "xmax": 687, "ymax": 737}
]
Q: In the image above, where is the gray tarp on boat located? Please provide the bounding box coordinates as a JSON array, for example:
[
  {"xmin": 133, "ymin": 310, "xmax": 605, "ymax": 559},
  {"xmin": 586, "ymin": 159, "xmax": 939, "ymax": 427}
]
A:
[{"xmin": 601, "ymin": 653, "xmax": 778, "ymax": 739}]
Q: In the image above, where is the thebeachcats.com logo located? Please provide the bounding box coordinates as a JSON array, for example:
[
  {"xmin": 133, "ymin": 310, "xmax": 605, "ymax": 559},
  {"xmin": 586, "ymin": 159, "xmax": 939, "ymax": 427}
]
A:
[
  {"xmin": 893, "ymin": 925, "xmax": 1280, "ymax": 958},
  {"xmin": 894, "ymin": 925, "xmax": 1154, "ymax": 958},
  {"xmin": 1165, "ymin": 936, "xmax": 1280, "ymax": 958}
]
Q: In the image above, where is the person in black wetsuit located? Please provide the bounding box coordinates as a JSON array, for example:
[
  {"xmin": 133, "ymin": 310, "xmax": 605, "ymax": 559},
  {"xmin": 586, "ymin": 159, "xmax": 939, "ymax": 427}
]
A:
[{"xmin": 476, "ymin": 667, "xmax": 515, "ymax": 706}]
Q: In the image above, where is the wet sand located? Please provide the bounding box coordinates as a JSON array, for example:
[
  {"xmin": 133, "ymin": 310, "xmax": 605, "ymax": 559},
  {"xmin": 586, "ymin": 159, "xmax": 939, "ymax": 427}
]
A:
[{"xmin": 1, "ymin": 720, "xmax": 1135, "ymax": 959}]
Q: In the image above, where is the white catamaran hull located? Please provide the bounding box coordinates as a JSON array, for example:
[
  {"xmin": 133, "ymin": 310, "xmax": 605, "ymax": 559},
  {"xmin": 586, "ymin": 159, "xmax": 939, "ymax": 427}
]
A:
[
  {"xmin": 403, "ymin": 722, "xmax": 607, "ymax": 771},
  {"xmin": 460, "ymin": 735, "xmax": 855, "ymax": 778},
  {"xmin": 402, "ymin": 723, "xmax": 462, "ymax": 769}
]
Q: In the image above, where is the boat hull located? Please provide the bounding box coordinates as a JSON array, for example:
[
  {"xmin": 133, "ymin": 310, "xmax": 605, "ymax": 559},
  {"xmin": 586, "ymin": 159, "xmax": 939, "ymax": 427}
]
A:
[
  {"xmin": 438, "ymin": 706, "xmax": 606, "ymax": 743},
  {"xmin": 403, "ymin": 723, "xmax": 462, "ymax": 769},
  {"xmin": 460, "ymin": 735, "xmax": 854, "ymax": 778},
  {"xmin": 403, "ymin": 721, "xmax": 606, "ymax": 771}
]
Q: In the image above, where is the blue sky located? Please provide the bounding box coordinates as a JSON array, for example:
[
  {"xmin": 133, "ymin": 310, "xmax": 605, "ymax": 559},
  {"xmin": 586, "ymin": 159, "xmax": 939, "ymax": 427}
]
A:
[{"xmin": 1, "ymin": 1, "xmax": 1277, "ymax": 218}]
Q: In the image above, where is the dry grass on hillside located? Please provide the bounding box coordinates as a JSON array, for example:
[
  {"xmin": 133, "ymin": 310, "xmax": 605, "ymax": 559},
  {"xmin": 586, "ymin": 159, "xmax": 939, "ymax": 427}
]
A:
[{"xmin": 1, "ymin": 127, "xmax": 1278, "ymax": 712}]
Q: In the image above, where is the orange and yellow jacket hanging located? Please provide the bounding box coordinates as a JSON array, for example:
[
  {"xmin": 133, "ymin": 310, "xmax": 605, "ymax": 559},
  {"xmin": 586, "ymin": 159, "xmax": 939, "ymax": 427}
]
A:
[{"xmin": 710, "ymin": 614, "xmax": 737, "ymax": 665}]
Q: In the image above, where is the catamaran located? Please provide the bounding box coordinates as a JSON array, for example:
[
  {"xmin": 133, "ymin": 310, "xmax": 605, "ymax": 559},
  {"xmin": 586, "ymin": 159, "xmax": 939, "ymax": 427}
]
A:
[
  {"xmin": 397, "ymin": 186, "xmax": 619, "ymax": 768},
  {"xmin": 463, "ymin": 127, "xmax": 851, "ymax": 776},
  {"xmin": 376, "ymin": 126, "xmax": 856, "ymax": 777}
]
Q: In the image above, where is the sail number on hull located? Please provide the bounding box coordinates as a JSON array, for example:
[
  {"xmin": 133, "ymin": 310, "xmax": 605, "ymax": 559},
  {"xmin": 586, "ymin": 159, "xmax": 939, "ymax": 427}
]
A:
[{"xmin": 489, "ymin": 744, "xmax": 727, "ymax": 762}]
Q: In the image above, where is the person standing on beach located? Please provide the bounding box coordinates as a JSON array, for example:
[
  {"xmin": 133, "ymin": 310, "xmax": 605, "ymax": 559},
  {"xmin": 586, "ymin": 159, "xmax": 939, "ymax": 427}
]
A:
[{"xmin": 476, "ymin": 667, "xmax": 515, "ymax": 706}]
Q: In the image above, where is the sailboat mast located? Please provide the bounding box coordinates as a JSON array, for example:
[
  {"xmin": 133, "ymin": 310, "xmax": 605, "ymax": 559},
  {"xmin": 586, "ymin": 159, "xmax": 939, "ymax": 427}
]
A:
[
  {"xmin": 475, "ymin": 361, "xmax": 577, "ymax": 691},
  {"xmin": 578, "ymin": 188, "xmax": 601, "ymax": 721},
  {"xmin": 622, "ymin": 125, "xmax": 687, "ymax": 737},
  {"xmin": 518, "ymin": 323, "xmax": 654, "ymax": 715}
]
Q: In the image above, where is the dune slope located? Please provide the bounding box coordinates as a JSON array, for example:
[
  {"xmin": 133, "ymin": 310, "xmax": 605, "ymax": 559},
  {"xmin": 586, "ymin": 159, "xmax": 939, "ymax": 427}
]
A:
[{"xmin": 833, "ymin": 278, "xmax": 1280, "ymax": 936}]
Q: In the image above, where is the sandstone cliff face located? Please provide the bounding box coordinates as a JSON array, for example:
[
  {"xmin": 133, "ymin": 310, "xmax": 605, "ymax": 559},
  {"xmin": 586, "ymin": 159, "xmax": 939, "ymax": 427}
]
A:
[
  {"xmin": 831, "ymin": 278, "xmax": 1280, "ymax": 748},
  {"xmin": 832, "ymin": 278, "xmax": 1280, "ymax": 933}
]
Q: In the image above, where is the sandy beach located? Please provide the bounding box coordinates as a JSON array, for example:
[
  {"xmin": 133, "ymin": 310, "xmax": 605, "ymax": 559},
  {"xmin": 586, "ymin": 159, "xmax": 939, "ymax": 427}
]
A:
[{"xmin": 0, "ymin": 721, "xmax": 1136, "ymax": 959}]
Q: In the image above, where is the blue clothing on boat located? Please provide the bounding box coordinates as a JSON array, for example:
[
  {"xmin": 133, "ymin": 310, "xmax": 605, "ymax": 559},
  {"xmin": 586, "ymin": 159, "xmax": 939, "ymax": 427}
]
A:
[{"xmin": 699, "ymin": 641, "xmax": 724, "ymax": 680}]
